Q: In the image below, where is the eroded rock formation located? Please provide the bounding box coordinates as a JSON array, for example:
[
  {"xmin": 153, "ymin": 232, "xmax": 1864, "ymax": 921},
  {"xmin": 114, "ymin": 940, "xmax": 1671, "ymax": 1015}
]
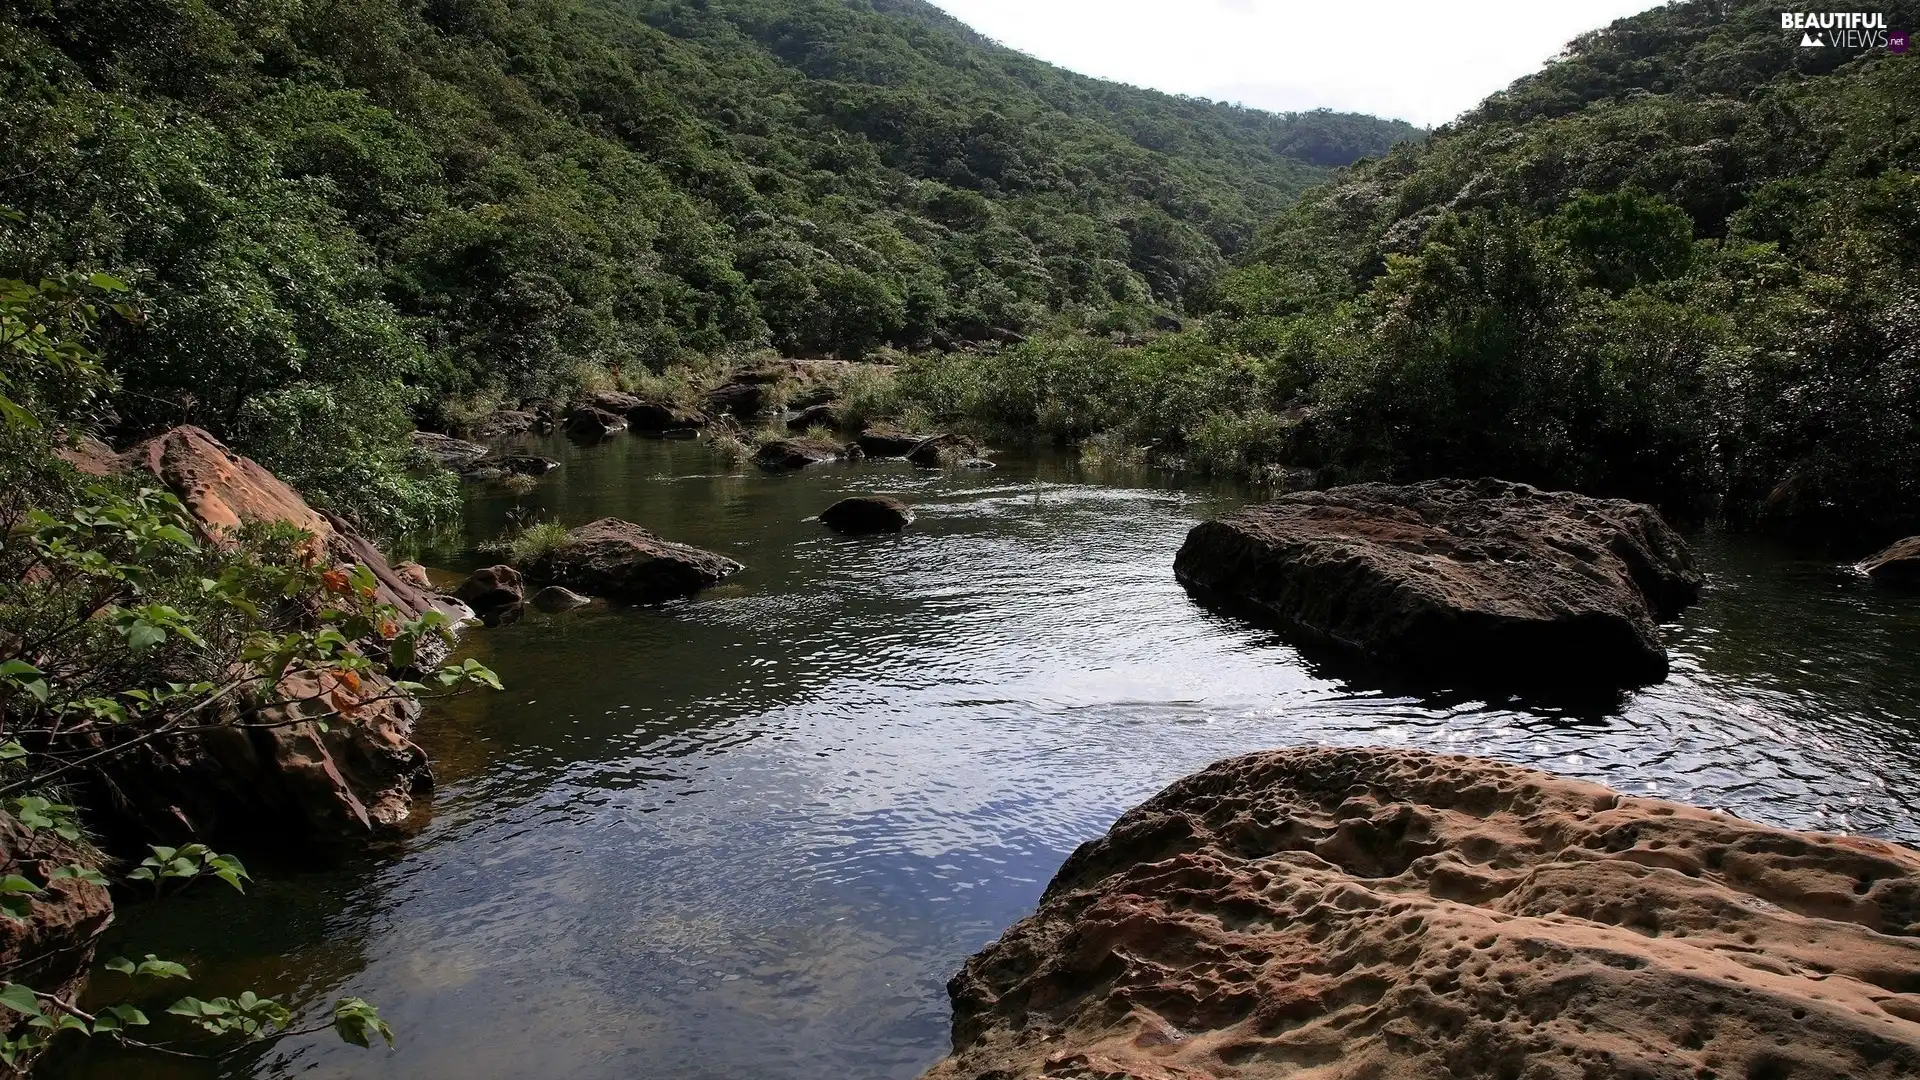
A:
[
  {"xmin": 1174, "ymin": 478, "xmax": 1700, "ymax": 687},
  {"xmin": 925, "ymin": 747, "xmax": 1920, "ymax": 1080}
]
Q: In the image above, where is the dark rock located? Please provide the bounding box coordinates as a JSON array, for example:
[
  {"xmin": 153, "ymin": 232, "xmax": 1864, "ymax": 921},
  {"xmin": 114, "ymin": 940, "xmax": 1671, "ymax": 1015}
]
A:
[
  {"xmin": 626, "ymin": 400, "xmax": 707, "ymax": 436},
  {"xmin": 467, "ymin": 409, "xmax": 540, "ymax": 438},
  {"xmin": 491, "ymin": 454, "xmax": 559, "ymax": 476},
  {"xmin": 580, "ymin": 390, "xmax": 643, "ymax": 415},
  {"xmin": 704, "ymin": 380, "xmax": 767, "ymax": 418},
  {"xmin": 453, "ymin": 565, "xmax": 525, "ymax": 623},
  {"xmin": 521, "ymin": 518, "xmax": 742, "ymax": 604},
  {"xmin": 411, "ymin": 430, "xmax": 491, "ymax": 469},
  {"xmin": 530, "ymin": 585, "xmax": 591, "ymax": 612},
  {"xmin": 789, "ymin": 383, "xmax": 841, "ymax": 409},
  {"xmin": 820, "ymin": 496, "xmax": 914, "ymax": 535},
  {"xmin": 755, "ymin": 437, "xmax": 853, "ymax": 471},
  {"xmin": 906, "ymin": 434, "xmax": 985, "ymax": 468},
  {"xmin": 564, "ymin": 406, "xmax": 627, "ymax": 442},
  {"xmin": 1862, "ymin": 536, "xmax": 1920, "ymax": 588},
  {"xmin": 856, "ymin": 426, "xmax": 927, "ymax": 457},
  {"xmin": 1172, "ymin": 477, "xmax": 1700, "ymax": 688},
  {"xmin": 1151, "ymin": 313, "xmax": 1184, "ymax": 333},
  {"xmin": 786, "ymin": 403, "xmax": 841, "ymax": 432},
  {"xmin": 921, "ymin": 746, "xmax": 1920, "ymax": 1080}
]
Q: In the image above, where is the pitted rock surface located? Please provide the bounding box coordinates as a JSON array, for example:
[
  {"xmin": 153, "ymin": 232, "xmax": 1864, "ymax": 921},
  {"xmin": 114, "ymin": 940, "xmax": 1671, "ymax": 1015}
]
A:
[{"xmin": 924, "ymin": 747, "xmax": 1920, "ymax": 1080}]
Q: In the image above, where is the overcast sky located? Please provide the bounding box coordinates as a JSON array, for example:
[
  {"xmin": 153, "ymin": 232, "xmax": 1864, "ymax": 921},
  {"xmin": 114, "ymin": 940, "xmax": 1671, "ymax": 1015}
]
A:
[{"xmin": 926, "ymin": 0, "xmax": 1670, "ymax": 128}]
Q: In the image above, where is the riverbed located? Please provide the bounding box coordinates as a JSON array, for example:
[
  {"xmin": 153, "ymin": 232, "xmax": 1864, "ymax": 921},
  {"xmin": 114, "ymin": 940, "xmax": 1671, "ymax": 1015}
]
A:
[{"xmin": 60, "ymin": 433, "xmax": 1920, "ymax": 1079}]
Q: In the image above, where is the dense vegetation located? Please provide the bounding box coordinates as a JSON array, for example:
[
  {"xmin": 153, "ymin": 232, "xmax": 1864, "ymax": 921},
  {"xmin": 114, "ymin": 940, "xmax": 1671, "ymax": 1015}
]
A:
[
  {"xmin": 885, "ymin": 0, "xmax": 1920, "ymax": 542},
  {"xmin": 0, "ymin": 0, "xmax": 1414, "ymax": 534}
]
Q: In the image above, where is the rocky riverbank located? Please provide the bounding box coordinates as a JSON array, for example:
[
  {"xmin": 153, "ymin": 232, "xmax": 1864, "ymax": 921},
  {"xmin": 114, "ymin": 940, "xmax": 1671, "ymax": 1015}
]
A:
[{"xmin": 923, "ymin": 746, "xmax": 1920, "ymax": 1080}]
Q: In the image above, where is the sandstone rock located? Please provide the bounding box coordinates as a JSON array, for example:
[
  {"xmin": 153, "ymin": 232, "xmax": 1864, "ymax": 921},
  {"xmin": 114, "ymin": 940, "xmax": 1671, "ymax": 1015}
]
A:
[
  {"xmin": 564, "ymin": 406, "xmax": 627, "ymax": 442},
  {"xmin": 454, "ymin": 565, "xmax": 525, "ymax": 625},
  {"xmin": 0, "ymin": 814, "xmax": 112, "ymax": 1078},
  {"xmin": 820, "ymin": 496, "xmax": 914, "ymax": 534},
  {"xmin": 1173, "ymin": 478, "xmax": 1700, "ymax": 687},
  {"xmin": 395, "ymin": 562, "xmax": 433, "ymax": 589},
  {"xmin": 520, "ymin": 518, "xmax": 741, "ymax": 604},
  {"xmin": 530, "ymin": 585, "xmax": 591, "ymax": 612},
  {"xmin": 1862, "ymin": 536, "xmax": 1920, "ymax": 589},
  {"xmin": 54, "ymin": 433, "xmax": 121, "ymax": 477},
  {"xmin": 627, "ymin": 400, "xmax": 707, "ymax": 436},
  {"xmin": 755, "ymin": 437, "xmax": 858, "ymax": 471},
  {"xmin": 786, "ymin": 402, "xmax": 841, "ymax": 432},
  {"xmin": 90, "ymin": 667, "xmax": 432, "ymax": 850},
  {"xmin": 128, "ymin": 426, "xmax": 333, "ymax": 543},
  {"xmin": 924, "ymin": 746, "xmax": 1920, "ymax": 1080},
  {"xmin": 856, "ymin": 426, "xmax": 928, "ymax": 457},
  {"xmin": 410, "ymin": 430, "xmax": 491, "ymax": 469},
  {"xmin": 581, "ymin": 390, "xmax": 643, "ymax": 415}
]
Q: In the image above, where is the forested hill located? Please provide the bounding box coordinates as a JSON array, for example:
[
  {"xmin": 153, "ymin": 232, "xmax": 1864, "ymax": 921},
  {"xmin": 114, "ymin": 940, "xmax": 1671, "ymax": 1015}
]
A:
[
  {"xmin": 0, "ymin": 0, "xmax": 1414, "ymax": 510},
  {"xmin": 1146, "ymin": 0, "xmax": 1919, "ymax": 541}
]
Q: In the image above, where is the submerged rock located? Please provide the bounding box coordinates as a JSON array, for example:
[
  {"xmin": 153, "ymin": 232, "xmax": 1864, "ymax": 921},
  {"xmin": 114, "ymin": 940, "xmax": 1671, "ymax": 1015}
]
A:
[
  {"xmin": 1173, "ymin": 478, "xmax": 1700, "ymax": 687},
  {"xmin": 820, "ymin": 496, "xmax": 913, "ymax": 534},
  {"xmin": 755, "ymin": 437, "xmax": 859, "ymax": 471},
  {"xmin": 1862, "ymin": 536, "xmax": 1920, "ymax": 588},
  {"xmin": 530, "ymin": 585, "xmax": 592, "ymax": 612},
  {"xmin": 924, "ymin": 746, "xmax": 1920, "ymax": 1080},
  {"xmin": 454, "ymin": 565, "xmax": 525, "ymax": 625},
  {"xmin": 520, "ymin": 518, "xmax": 742, "ymax": 604},
  {"xmin": 564, "ymin": 406, "xmax": 627, "ymax": 442}
]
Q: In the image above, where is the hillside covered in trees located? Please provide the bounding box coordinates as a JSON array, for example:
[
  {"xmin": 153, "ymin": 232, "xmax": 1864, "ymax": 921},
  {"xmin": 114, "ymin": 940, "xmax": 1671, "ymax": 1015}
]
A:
[
  {"xmin": 0, "ymin": 0, "xmax": 1416, "ymax": 532},
  {"xmin": 895, "ymin": 0, "xmax": 1920, "ymax": 542}
]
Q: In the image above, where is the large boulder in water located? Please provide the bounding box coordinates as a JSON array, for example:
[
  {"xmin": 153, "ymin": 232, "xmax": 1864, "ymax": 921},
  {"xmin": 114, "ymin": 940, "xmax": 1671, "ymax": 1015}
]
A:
[
  {"xmin": 410, "ymin": 430, "xmax": 491, "ymax": 470},
  {"xmin": 627, "ymin": 400, "xmax": 707, "ymax": 436},
  {"xmin": 454, "ymin": 565, "xmax": 526, "ymax": 625},
  {"xmin": 1862, "ymin": 536, "xmax": 1920, "ymax": 588},
  {"xmin": 1173, "ymin": 478, "xmax": 1700, "ymax": 687},
  {"xmin": 520, "ymin": 518, "xmax": 741, "ymax": 604},
  {"xmin": 855, "ymin": 426, "xmax": 926, "ymax": 457},
  {"xmin": 564, "ymin": 405, "xmax": 627, "ymax": 442},
  {"xmin": 820, "ymin": 496, "xmax": 913, "ymax": 534},
  {"xmin": 755, "ymin": 436, "xmax": 861, "ymax": 471},
  {"xmin": 923, "ymin": 746, "xmax": 1920, "ymax": 1080}
]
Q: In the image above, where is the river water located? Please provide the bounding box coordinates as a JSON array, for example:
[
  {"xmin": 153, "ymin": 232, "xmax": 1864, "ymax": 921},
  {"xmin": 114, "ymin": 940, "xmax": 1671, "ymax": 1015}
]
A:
[{"xmin": 60, "ymin": 434, "xmax": 1920, "ymax": 1079}]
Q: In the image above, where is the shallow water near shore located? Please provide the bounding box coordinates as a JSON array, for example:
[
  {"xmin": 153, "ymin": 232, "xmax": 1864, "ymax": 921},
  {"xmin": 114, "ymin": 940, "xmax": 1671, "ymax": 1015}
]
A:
[{"xmin": 56, "ymin": 435, "xmax": 1920, "ymax": 1080}]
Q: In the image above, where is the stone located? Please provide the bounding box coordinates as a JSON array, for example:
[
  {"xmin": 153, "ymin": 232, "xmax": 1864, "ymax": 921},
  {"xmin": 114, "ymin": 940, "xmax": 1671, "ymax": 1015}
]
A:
[
  {"xmin": 705, "ymin": 380, "xmax": 767, "ymax": 418},
  {"xmin": 755, "ymin": 437, "xmax": 856, "ymax": 471},
  {"xmin": 453, "ymin": 565, "xmax": 525, "ymax": 623},
  {"xmin": 856, "ymin": 426, "xmax": 928, "ymax": 457},
  {"xmin": 530, "ymin": 585, "xmax": 592, "ymax": 612},
  {"xmin": 564, "ymin": 406, "xmax": 627, "ymax": 442},
  {"xmin": 490, "ymin": 454, "xmax": 559, "ymax": 476},
  {"xmin": 923, "ymin": 746, "xmax": 1920, "ymax": 1080},
  {"xmin": 786, "ymin": 402, "xmax": 841, "ymax": 432},
  {"xmin": 520, "ymin": 518, "xmax": 742, "ymax": 604},
  {"xmin": 1862, "ymin": 536, "xmax": 1920, "ymax": 589},
  {"xmin": 0, "ymin": 815, "xmax": 112, "ymax": 1077},
  {"xmin": 580, "ymin": 390, "xmax": 643, "ymax": 415},
  {"xmin": 410, "ymin": 430, "xmax": 491, "ymax": 469},
  {"xmin": 907, "ymin": 434, "xmax": 985, "ymax": 468},
  {"xmin": 627, "ymin": 400, "xmax": 707, "ymax": 436},
  {"xmin": 54, "ymin": 433, "xmax": 121, "ymax": 477},
  {"xmin": 820, "ymin": 496, "xmax": 914, "ymax": 534},
  {"xmin": 395, "ymin": 562, "xmax": 433, "ymax": 589},
  {"xmin": 467, "ymin": 408, "xmax": 541, "ymax": 438},
  {"xmin": 1173, "ymin": 478, "xmax": 1701, "ymax": 687}
]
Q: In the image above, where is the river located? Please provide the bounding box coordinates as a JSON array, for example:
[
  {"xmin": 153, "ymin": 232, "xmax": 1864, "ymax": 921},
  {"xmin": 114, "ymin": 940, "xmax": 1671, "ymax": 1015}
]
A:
[{"xmin": 58, "ymin": 432, "xmax": 1920, "ymax": 1079}]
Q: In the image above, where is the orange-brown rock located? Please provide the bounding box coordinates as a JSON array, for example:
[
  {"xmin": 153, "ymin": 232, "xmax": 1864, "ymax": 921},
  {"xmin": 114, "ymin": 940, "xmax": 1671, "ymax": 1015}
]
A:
[
  {"xmin": 126, "ymin": 426, "xmax": 333, "ymax": 544},
  {"xmin": 0, "ymin": 815, "xmax": 112, "ymax": 1079},
  {"xmin": 925, "ymin": 747, "xmax": 1920, "ymax": 1080}
]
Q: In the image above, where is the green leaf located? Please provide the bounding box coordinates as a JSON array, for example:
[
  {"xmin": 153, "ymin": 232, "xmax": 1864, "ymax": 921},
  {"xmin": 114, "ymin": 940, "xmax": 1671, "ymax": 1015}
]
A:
[
  {"xmin": 0, "ymin": 984, "xmax": 41, "ymax": 1018},
  {"xmin": 0, "ymin": 875, "xmax": 42, "ymax": 895},
  {"xmin": 332, "ymin": 998, "xmax": 394, "ymax": 1048},
  {"xmin": 47, "ymin": 864, "xmax": 108, "ymax": 888},
  {"xmin": 125, "ymin": 620, "xmax": 165, "ymax": 652},
  {"xmin": 103, "ymin": 956, "xmax": 136, "ymax": 976},
  {"xmin": 134, "ymin": 956, "xmax": 189, "ymax": 980},
  {"xmin": 86, "ymin": 273, "xmax": 127, "ymax": 292}
]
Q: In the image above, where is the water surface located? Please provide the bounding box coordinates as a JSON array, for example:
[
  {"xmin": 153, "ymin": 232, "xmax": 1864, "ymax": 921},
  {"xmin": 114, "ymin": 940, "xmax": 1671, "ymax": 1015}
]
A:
[{"xmin": 63, "ymin": 435, "xmax": 1920, "ymax": 1079}]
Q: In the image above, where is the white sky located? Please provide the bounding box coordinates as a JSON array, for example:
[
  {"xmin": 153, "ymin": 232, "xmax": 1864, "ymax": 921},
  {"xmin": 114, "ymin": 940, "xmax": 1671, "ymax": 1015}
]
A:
[{"xmin": 926, "ymin": 0, "xmax": 1671, "ymax": 128}]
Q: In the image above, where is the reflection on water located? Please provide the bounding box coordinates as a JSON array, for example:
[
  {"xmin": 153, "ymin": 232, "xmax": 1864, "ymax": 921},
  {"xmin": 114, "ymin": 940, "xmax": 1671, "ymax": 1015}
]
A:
[{"xmin": 57, "ymin": 436, "xmax": 1920, "ymax": 1080}]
